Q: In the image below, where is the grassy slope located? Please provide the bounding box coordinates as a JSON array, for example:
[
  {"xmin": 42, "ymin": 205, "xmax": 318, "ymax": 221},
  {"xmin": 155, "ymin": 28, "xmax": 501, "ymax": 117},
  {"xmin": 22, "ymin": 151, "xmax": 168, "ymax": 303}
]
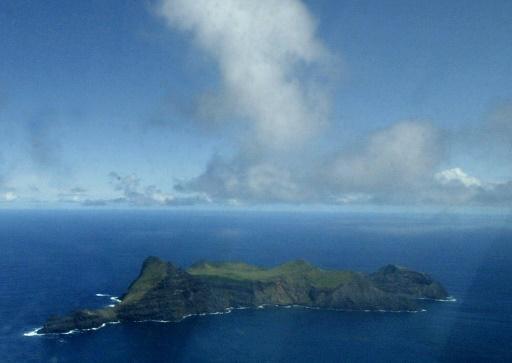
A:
[
  {"xmin": 121, "ymin": 258, "xmax": 169, "ymax": 304},
  {"xmin": 187, "ymin": 260, "xmax": 358, "ymax": 289}
]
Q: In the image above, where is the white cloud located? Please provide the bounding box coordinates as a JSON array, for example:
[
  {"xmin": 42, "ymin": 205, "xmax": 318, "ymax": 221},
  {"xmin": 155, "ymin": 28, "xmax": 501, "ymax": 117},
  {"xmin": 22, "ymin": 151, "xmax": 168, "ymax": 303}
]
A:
[
  {"xmin": 1, "ymin": 191, "xmax": 17, "ymax": 202},
  {"xmin": 109, "ymin": 172, "xmax": 173, "ymax": 206},
  {"xmin": 435, "ymin": 168, "xmax": 482, "ymax": 188},
  {"xmin": 179, "ymin": 121, "xmax": 446, "ymax": 204},
  {"xmin": 158, "ymin": 0, "xmax": 333, "ymax": 149},
  {"xmin": 107, "ymin": 172, "xmax": 209, "ymax": 207},
  {"xmin": 160, "ymin": 0, "xmax": 337, "ymax": 204},
  {"xmin": 158, "ymin": 1, "xmax": 511, "ymax": 209},
  {"xmin": 328, "ymin": 121, "xmax": 443, "ymax": 192},
  {"xmin": 180, "ymin": 156, "xmax": 303, "ymax": 203}
]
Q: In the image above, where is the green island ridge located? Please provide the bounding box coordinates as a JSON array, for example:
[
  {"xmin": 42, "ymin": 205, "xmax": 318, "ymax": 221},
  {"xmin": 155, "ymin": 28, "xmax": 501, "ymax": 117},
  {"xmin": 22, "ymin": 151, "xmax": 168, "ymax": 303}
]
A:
[{"xmin": 37, "ymin": 257, "xmax": 449, "ymax": 334}]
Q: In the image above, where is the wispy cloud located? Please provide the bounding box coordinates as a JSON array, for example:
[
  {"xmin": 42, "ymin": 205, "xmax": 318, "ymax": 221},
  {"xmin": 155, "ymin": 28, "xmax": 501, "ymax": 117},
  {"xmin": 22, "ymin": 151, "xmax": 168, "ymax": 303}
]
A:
[
  {"xmin": 57, "ymin": 187, "xmax": 88, "ymax": 203},
  {"xmin": 78, "ymin": 172, "xmax": 209, "ymax": 207}
]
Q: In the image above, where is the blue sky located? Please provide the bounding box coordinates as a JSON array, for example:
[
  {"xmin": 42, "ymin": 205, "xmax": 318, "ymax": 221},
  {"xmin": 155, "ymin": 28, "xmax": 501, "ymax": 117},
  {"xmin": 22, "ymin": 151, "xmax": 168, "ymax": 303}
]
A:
[{"xmin": 0, "ymin": 0, "xmax": 511, "ymax": 210}]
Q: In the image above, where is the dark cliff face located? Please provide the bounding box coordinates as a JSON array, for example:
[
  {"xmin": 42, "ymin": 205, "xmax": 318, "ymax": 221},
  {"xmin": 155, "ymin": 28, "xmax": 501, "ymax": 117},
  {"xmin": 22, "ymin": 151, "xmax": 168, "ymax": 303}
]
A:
[
  {"xmin": 370, "ymin": 264, "xmax": 448, "ymax": 300},
  {"xmin": 40, "ymin": 258, "xmax": 449, "ymax": 334},
  {"xmin": 116, "ymin": 263, "xmax": 225, "ymax": 322}
]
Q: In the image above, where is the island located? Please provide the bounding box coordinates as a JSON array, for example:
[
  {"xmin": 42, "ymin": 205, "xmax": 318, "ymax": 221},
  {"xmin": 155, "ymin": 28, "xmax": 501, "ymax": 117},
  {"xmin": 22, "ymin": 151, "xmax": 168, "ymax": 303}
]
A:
[{"xmin": 38, "ymin": 257, "xmax": 449, "ymax": 334}]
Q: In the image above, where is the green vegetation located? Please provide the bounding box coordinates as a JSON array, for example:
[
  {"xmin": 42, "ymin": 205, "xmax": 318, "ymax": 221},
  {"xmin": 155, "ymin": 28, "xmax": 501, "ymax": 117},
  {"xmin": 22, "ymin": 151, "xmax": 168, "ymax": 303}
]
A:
[
  {"xmin": 187, "ymin": 259, "xmax": 358, "ymax": 289},
  {"xmin": 122, "ymin": 257, "xmax": 169, "ymax": 304}
]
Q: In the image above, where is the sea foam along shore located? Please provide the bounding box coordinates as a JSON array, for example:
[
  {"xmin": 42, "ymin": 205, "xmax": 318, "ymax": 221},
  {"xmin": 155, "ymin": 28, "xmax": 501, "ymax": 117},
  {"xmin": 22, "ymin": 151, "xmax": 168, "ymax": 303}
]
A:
[
  {"xmin": 95, "ymin": 293, "xmax": 122, "ymax": 303},
  {"xmin": 418, "ymin": 296, "xmax": 457, "ymax": 302},
  {"xmin": 24, "ymin": 304, "xmax": 428, "ymax": 337},
  {"xmin": 23, "ymin": 321, "xmax": 121, "ymax": 337}
]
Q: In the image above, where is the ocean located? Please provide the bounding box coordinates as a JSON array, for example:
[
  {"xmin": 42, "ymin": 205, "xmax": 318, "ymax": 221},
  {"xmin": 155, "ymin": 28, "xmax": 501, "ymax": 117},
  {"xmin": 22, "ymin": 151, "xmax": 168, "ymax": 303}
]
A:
[{"xmin": 1, "ymin": 210, "xmax": 511, "ymax": 362}]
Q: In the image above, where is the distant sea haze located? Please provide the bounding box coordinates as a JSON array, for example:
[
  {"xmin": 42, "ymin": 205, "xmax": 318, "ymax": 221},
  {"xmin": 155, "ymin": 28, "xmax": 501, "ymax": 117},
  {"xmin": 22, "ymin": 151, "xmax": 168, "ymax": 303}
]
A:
[{"xmin": 1, "ymin": 210, "xmax": 511, "ymax": 362}]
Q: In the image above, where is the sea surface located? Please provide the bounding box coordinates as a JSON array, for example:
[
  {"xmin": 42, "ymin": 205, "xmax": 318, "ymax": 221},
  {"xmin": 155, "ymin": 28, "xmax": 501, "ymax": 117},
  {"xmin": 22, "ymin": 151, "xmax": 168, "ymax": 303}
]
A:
[{"xmin": 1, "ymin": 210, "xmax": 511, "ymax": 362}]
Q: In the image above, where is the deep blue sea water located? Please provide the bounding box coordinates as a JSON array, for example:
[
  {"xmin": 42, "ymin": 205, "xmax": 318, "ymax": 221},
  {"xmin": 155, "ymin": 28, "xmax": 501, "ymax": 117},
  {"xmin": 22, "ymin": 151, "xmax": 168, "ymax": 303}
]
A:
[{"xmin": 1, "ymin": 210, "xmax": 511, "ymax": 362}]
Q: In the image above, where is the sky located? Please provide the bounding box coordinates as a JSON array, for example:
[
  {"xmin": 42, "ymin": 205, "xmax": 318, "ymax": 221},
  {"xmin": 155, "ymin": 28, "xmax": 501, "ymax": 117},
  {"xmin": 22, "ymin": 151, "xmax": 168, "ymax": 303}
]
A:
[{"xmin": 0, "ymin": 0, "xmax": 511, "ymax": 211}]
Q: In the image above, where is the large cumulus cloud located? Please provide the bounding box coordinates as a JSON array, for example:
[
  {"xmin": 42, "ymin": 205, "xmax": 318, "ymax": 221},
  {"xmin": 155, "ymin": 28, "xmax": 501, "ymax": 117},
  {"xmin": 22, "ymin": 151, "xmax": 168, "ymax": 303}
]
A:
[
  {"xmin": 178, "ymin": 121, "xmax": 447, "ymax": 205},
  {"xmin": 158, "ymin": 0, "xmax": 511, "ymax": 209},
  {"xmin": 158, "ymin": 0, "xmax": 333, "ymax": 150}
]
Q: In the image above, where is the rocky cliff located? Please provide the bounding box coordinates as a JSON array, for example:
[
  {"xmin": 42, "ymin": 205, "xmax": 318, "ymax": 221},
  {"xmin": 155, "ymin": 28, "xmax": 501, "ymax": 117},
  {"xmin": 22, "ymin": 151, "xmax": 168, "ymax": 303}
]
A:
[{"xmin": 39, "ymin": 257, "xmax": 448, "ymax": 334}]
